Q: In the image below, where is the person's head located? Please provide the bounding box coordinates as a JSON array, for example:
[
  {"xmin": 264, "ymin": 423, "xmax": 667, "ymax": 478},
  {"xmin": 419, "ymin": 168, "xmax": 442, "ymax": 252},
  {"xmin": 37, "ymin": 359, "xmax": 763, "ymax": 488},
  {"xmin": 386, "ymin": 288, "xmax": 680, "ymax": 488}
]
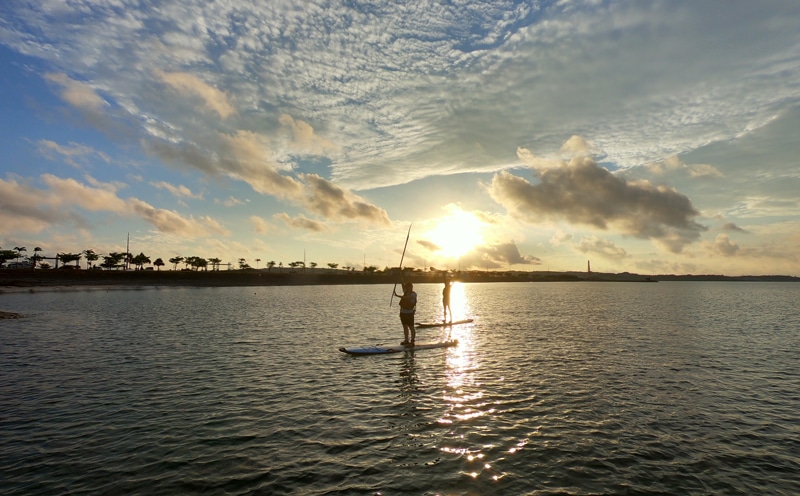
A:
[{"xmin": 404, "ymin": 282, "xmax": 413, "ymax": 292}]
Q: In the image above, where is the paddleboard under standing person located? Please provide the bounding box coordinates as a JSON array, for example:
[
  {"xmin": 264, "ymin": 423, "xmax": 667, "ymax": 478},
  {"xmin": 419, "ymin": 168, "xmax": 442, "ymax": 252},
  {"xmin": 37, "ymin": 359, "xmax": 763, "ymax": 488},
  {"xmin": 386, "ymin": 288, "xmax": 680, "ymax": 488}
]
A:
[{"xmin": 395, "ymin": 282, "xmax": 417, "ymax": 346}]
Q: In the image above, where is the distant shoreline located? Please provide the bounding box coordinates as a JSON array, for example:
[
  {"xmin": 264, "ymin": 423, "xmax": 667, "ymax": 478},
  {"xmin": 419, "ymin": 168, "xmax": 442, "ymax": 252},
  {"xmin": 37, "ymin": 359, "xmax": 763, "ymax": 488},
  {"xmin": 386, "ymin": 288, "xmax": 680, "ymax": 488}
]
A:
[{"xmin": 1, "ymin": 268, "xmax": 797, "ymax": 295}]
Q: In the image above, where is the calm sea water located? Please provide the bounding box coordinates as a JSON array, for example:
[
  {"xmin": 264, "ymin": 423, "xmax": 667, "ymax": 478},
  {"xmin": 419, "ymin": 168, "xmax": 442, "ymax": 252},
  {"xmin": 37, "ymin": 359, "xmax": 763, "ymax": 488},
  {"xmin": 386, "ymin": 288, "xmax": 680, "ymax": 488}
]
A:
[{"xmin": 1, "ymin": 281, "xmax": 799, "ymax": 495}]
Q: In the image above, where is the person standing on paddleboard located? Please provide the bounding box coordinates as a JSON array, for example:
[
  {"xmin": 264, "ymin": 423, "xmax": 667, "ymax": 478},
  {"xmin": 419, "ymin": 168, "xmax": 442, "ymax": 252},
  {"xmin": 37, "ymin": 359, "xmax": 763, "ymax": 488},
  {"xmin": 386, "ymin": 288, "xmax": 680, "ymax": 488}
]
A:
[
  {"xmin": 394, "ymin": 282, "xmax": 417, "ymax": 346},
  {"xmin": 442, "ymin": 274, "xmax": 453, "ymax": 323}
]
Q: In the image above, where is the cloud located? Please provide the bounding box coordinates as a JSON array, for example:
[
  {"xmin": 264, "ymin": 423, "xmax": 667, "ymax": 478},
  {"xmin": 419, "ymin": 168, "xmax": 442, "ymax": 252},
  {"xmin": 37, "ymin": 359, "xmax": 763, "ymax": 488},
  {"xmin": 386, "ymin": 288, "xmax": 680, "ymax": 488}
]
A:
[
  {"xmin": 646, "ymin": 156, "xmax": 723, "ymax": 178},
  {"xmin": 573, "ymin": 235, "xmax": 629, "ymax": 260},
  {"xmin": 416, "ymin": 239, "xmax": 440, "ymax": 251},
  {"xmin": 479, "ymin": 242, "xmax": 542, "ymax": 266},
  {"xmin": 146, "ymin": 129, "xmax": 390, "ymax": 225},
  {"xmin": 561, "ymin": 135, "xmax": 593, "ymax": 156},
  {"xmin": 273, "ymin": 212, "xmax": 327, "ymax": 232},
  {"xmin": 721, "ymin": 222, "xmax": 747, "ymax": 233},
  {"xmin": 279, "ymin": 114, "xmax": 339, "ymax": 156},
  {"xmin": 5, "ymin": 2, "xmax": 797, "ymax": 192},
  {"xmin": 44, "ymin": 73, "xmax": 138, "ymax": 140},
  {"xmin": 44, "ymin": 73, "xmax": 107, "ymax": 111},
  {"xmin": 706, "ymin": 233, "xmax": 739, "ymax": 257},
  {"xmin": 300, "ymin": 173, "xmax": 391, "ymax": 225},
  {"xmin": 217, "ymin": 197, "xmax": 246, "ymax": 207},
  {"xmin": 429, "ymin": 241, "xmax": 541, "ymax": 270},
  {"xmin": 488, "ymin": 142, "xmax": 707, "ymax": 253},
  {"xmin": 0, "ymin": 176, "xmax": 75, "ymax": 232},
  {"xmin": 158, "ymin": 71, "xmax": 236, "ymax": 119},
  {"xmin": 218, "ymin": 131, "xmax": 390, "ymax": 223},
  {"xmin": 550, "ymin": 229, "xmax": 573, "ymax": 246},
  {"xmin": 42, "ymin": 174, "xmax": 128, "ymax": 212},
  {"xmin": 250, "ymin": 215, "xmax": 272, "ymax": 235},
  {"xmin": 1, "ymin": 174, "xmax": 227, "ymax": 239},
  {"xmin": 150, "ymin": 181, "xmax": 202, "ymax": 200},
  {"xmin": 216, "ymin": 130, "xmax": 304, "ymax": 199},
  {"xmin": 36, "ymin": 140, "xmax": 111, "ymax": 168},
  {"xmin": 128, "ymin": 198, "xmax": 229, "ymax": 237}
]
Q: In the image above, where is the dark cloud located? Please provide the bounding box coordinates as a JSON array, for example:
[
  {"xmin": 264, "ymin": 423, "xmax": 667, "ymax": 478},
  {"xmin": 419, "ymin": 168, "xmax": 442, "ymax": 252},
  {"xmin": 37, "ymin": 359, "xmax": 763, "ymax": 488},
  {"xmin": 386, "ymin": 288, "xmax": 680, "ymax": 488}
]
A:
[
  {"xmin": 416, "ymin": 239, "xmax": 440, "ymax": 251},
  {"xmin": 301, "ymin": 174, "xmax": 391, "ymax": 226},
  {"xmin": 573, "ymin": 236, "xmax": 629, "ymax": 261},
  {"xmin": 453, "ymin": 242, "xmax": 541, "ymax": 270},
  {"xmin": 146, "ymin": 132, "xmax": 391, "ymax": 226},
  {"xmin": 488, "ymin": 150, "xmax": 706, "ymax": 253},
  {"xmin": 721, "ymin": 222, "xmax": 747, "ymax": 233}
]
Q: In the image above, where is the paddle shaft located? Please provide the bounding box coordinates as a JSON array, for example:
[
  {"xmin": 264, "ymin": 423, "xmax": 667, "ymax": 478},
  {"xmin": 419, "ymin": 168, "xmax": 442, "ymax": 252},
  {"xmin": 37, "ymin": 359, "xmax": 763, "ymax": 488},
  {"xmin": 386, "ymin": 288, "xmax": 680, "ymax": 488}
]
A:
[{"xmin": 389, "ymin": 223, "xmax": 412, "ymax": 307}]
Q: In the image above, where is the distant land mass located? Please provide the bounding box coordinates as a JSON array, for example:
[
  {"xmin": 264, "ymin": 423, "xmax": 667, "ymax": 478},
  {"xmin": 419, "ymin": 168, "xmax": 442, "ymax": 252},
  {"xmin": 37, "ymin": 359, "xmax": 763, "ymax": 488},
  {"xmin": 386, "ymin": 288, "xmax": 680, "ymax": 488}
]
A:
[{"xmin": 0, "ymin": 268, "xmax": 797, "ymax": 293}]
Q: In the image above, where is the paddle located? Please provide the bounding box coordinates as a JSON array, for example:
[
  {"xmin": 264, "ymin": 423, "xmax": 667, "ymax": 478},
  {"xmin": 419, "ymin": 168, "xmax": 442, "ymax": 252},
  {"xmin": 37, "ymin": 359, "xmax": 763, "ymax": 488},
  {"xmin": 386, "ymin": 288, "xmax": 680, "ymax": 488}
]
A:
[{"xmin": 389, "ymin": 223, "xmax": 412, "ymax": 307}]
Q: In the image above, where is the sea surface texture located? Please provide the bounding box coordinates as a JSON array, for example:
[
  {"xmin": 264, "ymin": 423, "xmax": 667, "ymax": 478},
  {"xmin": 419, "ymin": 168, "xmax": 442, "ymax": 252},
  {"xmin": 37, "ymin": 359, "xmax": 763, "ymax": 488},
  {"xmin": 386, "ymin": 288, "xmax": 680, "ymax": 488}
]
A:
[{"xmin": 1, "ymin": 281, "xmax": 799, "ymax": 495}]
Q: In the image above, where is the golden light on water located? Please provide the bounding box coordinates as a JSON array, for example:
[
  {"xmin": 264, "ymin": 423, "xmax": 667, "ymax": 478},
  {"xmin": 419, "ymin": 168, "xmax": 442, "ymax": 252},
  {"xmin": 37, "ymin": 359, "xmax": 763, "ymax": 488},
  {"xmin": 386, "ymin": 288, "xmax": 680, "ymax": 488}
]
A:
[
  {"xmin": 434, "ymin": 285, "xmax": 510, "ymax": 484},
  {"xmin": 448, "ymin": 282, "xmax": 469, "ymax": 323}
]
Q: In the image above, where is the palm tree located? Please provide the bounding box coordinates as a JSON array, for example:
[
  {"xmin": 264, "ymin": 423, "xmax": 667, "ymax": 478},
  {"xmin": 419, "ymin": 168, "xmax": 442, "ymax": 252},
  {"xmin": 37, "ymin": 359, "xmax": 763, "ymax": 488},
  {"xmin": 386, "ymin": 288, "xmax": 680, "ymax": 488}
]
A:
[
  {"xmin": 208, "ymin": 257, "xmax": 222, "ymax": 271},
  {"xmin": 101, "ymin": 252, "xmax": 126, "ymax": 270},
  {"xmin": 30, "ymin": 247, "xmax": 43, "ymax": 269},
  {"xmin": 83, "ymin": 249, "xmax": 99, "ymax": 269},
  {"xmin": 14, "ymin": 246, "xmax": 26, "ymax": 264},
  {"xmin": 267, "ymin": 261, "xmax": 275, "ymax": 272},
  {"xmin": 132, "ymin": 252, "xmax": 151, "ymax": 270},
  {"xmin": 153, "ymin": 258, "xmax": 165, "ymax": 271},
  {"xmin": 169, "ymin": 256, "xmax": 183, "ymax": 271},
  {"xmin": 255, "ymin": 258, "xmax": 261, "ymax": 269},
  {"xmin": 184, "ymin": 256, "xmax": 199, "ymax": 270}
]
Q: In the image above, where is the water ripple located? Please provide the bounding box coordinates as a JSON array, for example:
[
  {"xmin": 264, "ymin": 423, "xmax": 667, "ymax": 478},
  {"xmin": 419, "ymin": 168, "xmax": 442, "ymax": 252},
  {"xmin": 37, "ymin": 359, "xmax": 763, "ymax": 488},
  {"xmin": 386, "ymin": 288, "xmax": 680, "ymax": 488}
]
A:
[{"xmin": 2, "ymin": 283, "xmax": 800, "ymax": 494}]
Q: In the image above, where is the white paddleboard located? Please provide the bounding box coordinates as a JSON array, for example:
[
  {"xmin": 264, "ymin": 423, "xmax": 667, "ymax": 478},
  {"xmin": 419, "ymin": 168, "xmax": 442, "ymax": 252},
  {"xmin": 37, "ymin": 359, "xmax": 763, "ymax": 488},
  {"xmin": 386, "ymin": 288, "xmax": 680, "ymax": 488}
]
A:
[
  {"xmin": 416, "ymin": 318, "xmax": 473, "ymax": 328},
  {"xmin": 339, "ymin": 340, "xmax": 458, "ymax": 355}
]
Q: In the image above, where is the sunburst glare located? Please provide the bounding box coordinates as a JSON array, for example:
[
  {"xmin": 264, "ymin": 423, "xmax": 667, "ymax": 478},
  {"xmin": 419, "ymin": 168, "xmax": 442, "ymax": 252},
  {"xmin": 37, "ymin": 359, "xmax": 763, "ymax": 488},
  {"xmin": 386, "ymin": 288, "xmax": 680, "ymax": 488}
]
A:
[{"xmin": 427, "ymin": 209, "xmax": 485, "ymax": 259}]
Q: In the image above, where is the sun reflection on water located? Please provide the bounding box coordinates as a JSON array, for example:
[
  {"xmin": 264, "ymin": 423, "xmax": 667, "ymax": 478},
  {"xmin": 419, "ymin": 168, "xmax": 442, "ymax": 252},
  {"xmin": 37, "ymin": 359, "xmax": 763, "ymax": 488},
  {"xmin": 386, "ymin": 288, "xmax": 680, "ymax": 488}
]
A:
[
  {"xmin": 447, "ymin": 282, "xmax": 470, "ymax": 324},
  {"xmin": 435, "ymin": 286, "xmax": 511, "ymax": 484}
]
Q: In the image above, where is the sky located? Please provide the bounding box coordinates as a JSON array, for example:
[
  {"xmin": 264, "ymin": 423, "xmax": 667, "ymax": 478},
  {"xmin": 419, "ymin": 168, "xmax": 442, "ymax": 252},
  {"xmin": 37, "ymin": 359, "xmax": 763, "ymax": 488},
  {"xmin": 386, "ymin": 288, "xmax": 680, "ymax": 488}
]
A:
[{"xmin": 1, "ymin": 0, "xmax": 799, "ymax": 276}]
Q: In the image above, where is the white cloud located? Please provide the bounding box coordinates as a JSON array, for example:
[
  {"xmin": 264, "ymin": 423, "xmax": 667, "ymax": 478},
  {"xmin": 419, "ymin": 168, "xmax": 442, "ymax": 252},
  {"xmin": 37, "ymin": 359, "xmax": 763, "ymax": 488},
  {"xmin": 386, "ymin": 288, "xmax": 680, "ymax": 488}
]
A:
[
  {"xmin": 158, "ymin": 71, "xmax": 236, "ymax": 119},
  {"xmin": 36, "ymin": 140, "xmax": 110, "ymax": 168},
  {"xmin": 250, "ymin": 215, "xmax": 272, "ymax": 235},
  {"xmin": 150, "ymin": 181, "xmax": 202, "ymax": 200}
]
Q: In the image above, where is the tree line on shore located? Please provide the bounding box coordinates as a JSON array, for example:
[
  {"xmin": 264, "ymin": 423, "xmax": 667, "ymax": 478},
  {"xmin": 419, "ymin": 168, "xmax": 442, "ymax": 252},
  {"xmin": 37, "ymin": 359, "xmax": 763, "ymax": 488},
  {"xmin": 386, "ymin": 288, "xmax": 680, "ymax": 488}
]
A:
[{"xmin": 0, "ymin": 246, "xmax": 382, "ymax": 273}]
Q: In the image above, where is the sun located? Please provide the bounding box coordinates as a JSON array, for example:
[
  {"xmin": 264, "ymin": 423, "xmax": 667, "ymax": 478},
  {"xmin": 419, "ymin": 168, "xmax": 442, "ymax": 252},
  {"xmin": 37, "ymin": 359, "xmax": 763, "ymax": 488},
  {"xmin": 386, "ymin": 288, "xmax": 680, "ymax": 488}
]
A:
[{"xmin": 427, "ymin": 209, "xmax": 485, "ymax": 259}]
